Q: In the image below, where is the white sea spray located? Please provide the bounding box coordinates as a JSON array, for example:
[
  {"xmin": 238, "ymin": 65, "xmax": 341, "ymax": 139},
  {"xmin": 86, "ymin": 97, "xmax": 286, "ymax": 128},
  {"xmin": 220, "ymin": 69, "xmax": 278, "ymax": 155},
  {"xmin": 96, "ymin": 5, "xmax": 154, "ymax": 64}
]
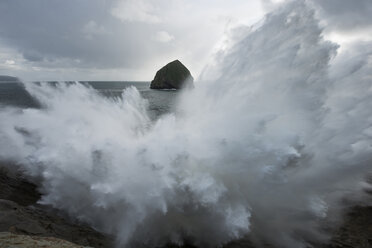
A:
[{"xmin": 0, "ymin": 1, "xmax": 372, "ymax": 247}]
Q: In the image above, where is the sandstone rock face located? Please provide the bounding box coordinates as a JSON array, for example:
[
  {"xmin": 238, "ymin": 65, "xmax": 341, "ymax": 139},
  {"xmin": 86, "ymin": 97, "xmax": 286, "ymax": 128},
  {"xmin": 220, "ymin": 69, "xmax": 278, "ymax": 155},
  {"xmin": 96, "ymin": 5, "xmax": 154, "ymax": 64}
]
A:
[
  {"xmin": 0, "ymin": 232, "xmax": 91, "ymax": 248},
  {"xmin": 150, "ymin": 60, "xmax": 194, "ymax": 89}
]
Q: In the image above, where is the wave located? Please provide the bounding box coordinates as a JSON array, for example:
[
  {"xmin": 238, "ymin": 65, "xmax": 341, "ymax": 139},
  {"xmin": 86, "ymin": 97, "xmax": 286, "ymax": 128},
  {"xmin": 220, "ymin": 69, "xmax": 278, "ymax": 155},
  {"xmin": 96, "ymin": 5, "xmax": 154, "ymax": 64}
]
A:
[{"xmin": 0, "ymin": 1, "xmax": 372, "ymax": 247}]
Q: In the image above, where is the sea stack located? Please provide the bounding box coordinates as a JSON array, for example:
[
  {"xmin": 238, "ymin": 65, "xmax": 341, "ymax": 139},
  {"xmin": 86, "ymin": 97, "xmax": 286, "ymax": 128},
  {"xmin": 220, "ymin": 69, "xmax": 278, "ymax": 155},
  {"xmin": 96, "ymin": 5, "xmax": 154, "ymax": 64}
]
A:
[{"xmin": 150, "ymin": 60, "xmax": 194, "ymax": 89}]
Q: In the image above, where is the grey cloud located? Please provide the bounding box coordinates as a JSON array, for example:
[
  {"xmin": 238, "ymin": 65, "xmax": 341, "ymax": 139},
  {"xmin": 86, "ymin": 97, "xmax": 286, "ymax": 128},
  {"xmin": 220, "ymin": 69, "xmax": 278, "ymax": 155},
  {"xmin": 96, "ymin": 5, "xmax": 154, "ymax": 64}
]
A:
[
  {"xmin": 262, "ymin": 0, "xmax": 372, "ymax": 32},
  {"xmin": 0, "ymin": 0, "xmax": 174, "ymax": 71},
  {"xmin": 22, "ymin": 50, "xmax": 44, "ymax": 62},
  {"xmin": 0, "ymin": 0, "xmax": 265, "ymax": 80},
  {"xmin": 311, "ymin": 0, "xmax": 372, "ymax": 31}
]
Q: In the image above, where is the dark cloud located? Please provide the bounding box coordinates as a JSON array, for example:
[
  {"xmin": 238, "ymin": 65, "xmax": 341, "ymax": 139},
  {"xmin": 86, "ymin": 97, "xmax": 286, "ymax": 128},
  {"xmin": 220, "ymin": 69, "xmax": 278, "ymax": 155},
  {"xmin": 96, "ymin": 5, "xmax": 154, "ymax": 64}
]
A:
[
  {"xmin": 1, "ymin": 0, "xmax": 371, "ymax": 81},
  {"xmin": 0, "ymin": 0, "xmax": 174, "ymax": 71},
  {"xmin": 0, "ymin": 0, "xmax": 270, "ymax": 80}
]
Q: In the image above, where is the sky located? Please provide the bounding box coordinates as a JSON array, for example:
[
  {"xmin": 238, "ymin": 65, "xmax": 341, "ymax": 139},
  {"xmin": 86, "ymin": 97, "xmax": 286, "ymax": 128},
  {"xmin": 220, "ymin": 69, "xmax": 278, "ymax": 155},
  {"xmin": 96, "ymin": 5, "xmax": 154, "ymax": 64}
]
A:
[{"xmin": 0, "ymin": 0, "xmax": 371, "ymax": 81}]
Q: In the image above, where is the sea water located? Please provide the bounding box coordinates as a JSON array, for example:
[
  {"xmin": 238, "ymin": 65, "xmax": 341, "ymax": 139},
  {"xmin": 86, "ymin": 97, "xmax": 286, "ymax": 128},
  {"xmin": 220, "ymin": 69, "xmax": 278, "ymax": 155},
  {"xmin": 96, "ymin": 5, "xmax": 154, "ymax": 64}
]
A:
[{"xmin": 0, "ymin": 81, "xmax": 178, "ymax": 120}]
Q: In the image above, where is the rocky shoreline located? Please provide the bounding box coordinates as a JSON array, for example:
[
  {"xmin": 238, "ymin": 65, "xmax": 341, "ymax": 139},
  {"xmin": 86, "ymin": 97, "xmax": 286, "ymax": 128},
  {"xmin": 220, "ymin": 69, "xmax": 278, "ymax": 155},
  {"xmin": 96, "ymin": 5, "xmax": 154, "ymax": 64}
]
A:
[
  {"xmin": 0, "ymin": 163, "xmax": 371, "ymax": 248},
  {"xmin": 0, "ymin": 164, "xmax": 114, "ymax": 248}
]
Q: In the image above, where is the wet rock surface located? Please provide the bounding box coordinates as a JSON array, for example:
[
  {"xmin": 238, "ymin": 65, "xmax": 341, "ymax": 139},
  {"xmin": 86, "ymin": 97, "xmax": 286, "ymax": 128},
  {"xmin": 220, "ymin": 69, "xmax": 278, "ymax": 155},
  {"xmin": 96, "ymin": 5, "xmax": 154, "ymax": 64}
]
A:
[
  {"xmin": 0, "ymin": 165, "xmax": 113, "ymax": 248},
  {"xmin": 0, "ymin": 163, "xmax": 371, "ymax": 248},
  {"xmin": 326, "ymin": 206, "xmax": 372, "ymax": 248},
  {"xmin": 0, "ymin": 166, "xmax": 41, "ymax": 206}
]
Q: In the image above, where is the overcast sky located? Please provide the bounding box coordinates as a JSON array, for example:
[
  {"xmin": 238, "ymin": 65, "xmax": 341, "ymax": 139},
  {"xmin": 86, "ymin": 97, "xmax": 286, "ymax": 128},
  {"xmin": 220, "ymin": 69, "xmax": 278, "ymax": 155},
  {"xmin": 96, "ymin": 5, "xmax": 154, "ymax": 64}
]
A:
[{"xmin": 0, "ymin": 0, "xmax": 371, "ymax": 81}]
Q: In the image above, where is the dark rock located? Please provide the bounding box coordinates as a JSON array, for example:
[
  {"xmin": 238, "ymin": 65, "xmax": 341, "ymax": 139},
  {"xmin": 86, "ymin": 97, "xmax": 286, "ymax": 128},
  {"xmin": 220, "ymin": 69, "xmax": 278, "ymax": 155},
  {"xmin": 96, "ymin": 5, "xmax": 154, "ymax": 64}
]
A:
[
  {"xmin": 150, "ymin": 60, "xmax": 194, "ymax": 89},
  {"xmin": 0, "ymin": 198, "xmax": 113, "ymax": 247},
  {"xmin": 0, "ymin": 165, "xmax": 113, "ymax": 248},
  {"xmin": 0, "ymin": 165, "xmax": 41, "ymax": 206},
  {"xmin": 325, "ymin": 206, "xmax": 372, "ymax": 248},
  {"xmin": 1, "ymin": 162, "xmax": 372, "ymax": 248}
]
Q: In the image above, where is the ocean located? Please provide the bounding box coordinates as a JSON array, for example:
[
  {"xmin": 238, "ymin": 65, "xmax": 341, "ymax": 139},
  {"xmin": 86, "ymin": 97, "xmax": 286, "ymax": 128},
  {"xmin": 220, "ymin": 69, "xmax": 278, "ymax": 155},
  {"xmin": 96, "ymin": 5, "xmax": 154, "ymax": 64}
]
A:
[{"xmin": 0, "ymin": 81, "xmax": 178, "ymax": 120}]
